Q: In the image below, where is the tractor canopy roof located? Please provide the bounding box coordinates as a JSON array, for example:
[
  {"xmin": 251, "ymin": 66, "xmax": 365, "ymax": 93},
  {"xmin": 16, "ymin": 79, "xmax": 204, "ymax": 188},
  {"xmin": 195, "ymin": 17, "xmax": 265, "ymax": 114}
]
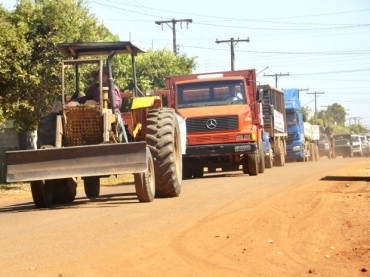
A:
[{"xmin": 57, "ymin": 41, "xmax": 146, "ymax": 58}]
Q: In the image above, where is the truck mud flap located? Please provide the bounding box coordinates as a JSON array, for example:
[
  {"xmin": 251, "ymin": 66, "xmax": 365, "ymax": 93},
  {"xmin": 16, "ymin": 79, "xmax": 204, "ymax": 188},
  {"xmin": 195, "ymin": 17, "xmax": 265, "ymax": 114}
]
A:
[{"xmin": 6, "ymin": 142, "xmax": 147, "ymax": 183}]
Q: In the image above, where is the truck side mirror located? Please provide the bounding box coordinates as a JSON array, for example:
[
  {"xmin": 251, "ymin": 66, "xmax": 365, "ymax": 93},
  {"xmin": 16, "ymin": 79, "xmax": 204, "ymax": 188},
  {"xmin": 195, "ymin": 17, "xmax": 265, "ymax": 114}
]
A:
[{"xmin": 302, "ymin": 114, "xmax": 307, "ymax": 122}]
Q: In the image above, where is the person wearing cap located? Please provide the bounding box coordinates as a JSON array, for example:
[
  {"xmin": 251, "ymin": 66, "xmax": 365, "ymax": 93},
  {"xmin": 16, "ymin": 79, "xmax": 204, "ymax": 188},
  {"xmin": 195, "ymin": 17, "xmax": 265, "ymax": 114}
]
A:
[{"xmin": 77, "ymin": 68, "xmax": 122, "ymax": 113}]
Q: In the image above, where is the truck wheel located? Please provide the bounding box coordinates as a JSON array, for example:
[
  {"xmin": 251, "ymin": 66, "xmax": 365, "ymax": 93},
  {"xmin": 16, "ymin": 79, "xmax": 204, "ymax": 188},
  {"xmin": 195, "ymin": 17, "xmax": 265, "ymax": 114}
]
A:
[
  {"xmin": 84, "ymin": 177, "xmax": 100, "ymax": 198},
  {"xmin": 193, "ymin": 166, "xmax": 204, "ymax": 178},
  {"xmin": 134, "ymin": 147, "xmax": 155, "ymax": 202},
  {"xmin": 274, "ymin": 146, "xmax": 285, "ymax": 166},
  {"xmin": 31, "ymin": 180, "xmax": 53, "ymax": 208},
  {"xmin": 52, "ymin": 178, "xmax": 77, "ymax": 204},
  {"xmin": 37, "ymin": 114, "xmax": 57, "ymax": 148},
  {"xmin": 258, "ymin": 142, "xmax": 265, "ymax": 173},
  {"xmin": 247, "ymin": 153, "xmax": 259, "ymax": 176},
  {"xmin": 296, "ymin": 157, "xmax": 305, "ymax": 162},
  {"xmin": 265, "ymin": 146, "xmax": 273, "ymax": 168},
  {"xmin": 146, "ymin": 108, "xmax": 182, "ymax": 198},
  {"xmin": 315, "ymin": 146, "xmax": 320, "ymax": 161},
  {"xmin": 309, "ymin": 143, "xmax": 315, "ymax": 161}
]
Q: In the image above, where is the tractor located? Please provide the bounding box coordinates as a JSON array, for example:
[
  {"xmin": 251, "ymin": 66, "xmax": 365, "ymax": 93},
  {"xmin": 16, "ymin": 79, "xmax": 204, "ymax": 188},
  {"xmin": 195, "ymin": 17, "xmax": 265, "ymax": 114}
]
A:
[{"xmin": 6, "ymin": 41, "xmax": 183, "ymax": 208}]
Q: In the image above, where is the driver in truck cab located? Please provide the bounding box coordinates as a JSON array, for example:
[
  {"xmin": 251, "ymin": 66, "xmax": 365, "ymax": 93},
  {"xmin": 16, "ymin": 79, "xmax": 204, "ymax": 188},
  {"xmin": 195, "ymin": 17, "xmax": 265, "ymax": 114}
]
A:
[{"xmin": 223, "ymin": 86, "xmax": 243, "ymax": 101}]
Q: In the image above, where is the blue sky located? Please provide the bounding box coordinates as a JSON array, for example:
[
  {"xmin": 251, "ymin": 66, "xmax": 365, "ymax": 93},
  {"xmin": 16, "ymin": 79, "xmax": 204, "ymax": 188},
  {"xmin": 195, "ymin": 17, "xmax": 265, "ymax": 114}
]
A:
[{"xmin": 2, "ymin": 0, "xmax": 370, "ymax": 129}]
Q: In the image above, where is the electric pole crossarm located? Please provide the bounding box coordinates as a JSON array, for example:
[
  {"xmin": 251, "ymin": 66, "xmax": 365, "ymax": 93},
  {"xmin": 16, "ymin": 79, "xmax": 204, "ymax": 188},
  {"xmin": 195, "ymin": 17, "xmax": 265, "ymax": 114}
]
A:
[
  {"xmin": 263, "ymin": 72, "xmax": 290, "ymax": 88},
  {"xmin": 155, "ymin": 19, "xmax": 193, "ymax": 54},
  {"xmin": 215, "ymin": 37, "xmax": 250, "ymax": 71}
]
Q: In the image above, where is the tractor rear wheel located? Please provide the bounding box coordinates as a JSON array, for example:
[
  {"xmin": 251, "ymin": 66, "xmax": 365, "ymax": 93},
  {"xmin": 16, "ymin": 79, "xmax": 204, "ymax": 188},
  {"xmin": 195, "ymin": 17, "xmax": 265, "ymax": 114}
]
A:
[
  {"xmin": 134, "ymin": 147, "xmax": 155, "ymax": 202},
  {"xmin": 31, "ymin": 180, "xmax": 53, "ymax": 208},
  {"xmin": 52, "ymin": 178, "xmax": 77, "ymax": 204},
  {"xmin": 37, "ymin": 114, "xmax": 57, "ymax": 148},
  {"xmin": 84, "ymin": 177, "xmax": 100, "ymax": 198},
  {"xmin": 146, "ymin": 108, "xmax": 182, "ymax": 198}
]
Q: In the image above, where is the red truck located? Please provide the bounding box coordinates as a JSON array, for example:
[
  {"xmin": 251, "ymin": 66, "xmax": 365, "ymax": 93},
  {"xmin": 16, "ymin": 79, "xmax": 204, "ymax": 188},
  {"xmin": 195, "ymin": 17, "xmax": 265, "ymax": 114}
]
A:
[{"xmin": 150, "ymin": 69, "xmax": 265, "ymax": 178}]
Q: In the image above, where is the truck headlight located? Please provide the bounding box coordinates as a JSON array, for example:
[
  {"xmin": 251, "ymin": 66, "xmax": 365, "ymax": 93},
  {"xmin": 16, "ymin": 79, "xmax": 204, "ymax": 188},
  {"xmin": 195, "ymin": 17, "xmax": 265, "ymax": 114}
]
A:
[{"xmin": 292, "ymin": 146, "xmax": 301, "ymax": 151}]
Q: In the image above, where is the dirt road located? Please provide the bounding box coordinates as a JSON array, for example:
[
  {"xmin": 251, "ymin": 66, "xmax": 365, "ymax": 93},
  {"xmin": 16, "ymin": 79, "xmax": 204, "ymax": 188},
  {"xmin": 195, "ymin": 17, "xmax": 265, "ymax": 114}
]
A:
[{"xmin": 0, "ymin": 157, "xmax": 369, "ymax": 277}]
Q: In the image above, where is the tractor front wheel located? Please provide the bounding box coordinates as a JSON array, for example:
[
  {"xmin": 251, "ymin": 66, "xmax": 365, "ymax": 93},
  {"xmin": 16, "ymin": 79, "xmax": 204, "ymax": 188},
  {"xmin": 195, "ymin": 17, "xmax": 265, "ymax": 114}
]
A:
[
  {"xmin": 31, "ymin": 180, "xmax": 53, "ymax": 208},
  {"xmin": 134, "ymin": 147, "xmax": 155, "ymax": 202},
  {"xmin": 84, "ymin": 177, "xmax": 100, "ymax": 199}
]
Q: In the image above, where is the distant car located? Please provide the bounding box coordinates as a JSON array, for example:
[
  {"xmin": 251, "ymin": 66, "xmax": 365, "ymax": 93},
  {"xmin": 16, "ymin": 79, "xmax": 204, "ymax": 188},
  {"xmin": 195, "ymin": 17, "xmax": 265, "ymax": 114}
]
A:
[
  {"xmin": 359, "ymin": 135, "xmax": 370, "ymax": 157},
  {"xmin": 318, "ymin": 133, "xmax": 335, "ymax": 159},
  {"xmin": 351, "ymin": 134, "xmax": 363, "ymax": 157},
  {"xmin": 333, "ymin": 138, "xmax": 353, "ymax": 158}
]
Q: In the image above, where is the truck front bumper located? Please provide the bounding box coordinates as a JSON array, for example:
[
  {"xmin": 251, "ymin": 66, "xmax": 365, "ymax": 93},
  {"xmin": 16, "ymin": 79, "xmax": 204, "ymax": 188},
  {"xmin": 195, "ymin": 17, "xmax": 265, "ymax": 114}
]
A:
[{"xmin": 184, "ymin": 142, "xmax": 258, "ymax": 158}]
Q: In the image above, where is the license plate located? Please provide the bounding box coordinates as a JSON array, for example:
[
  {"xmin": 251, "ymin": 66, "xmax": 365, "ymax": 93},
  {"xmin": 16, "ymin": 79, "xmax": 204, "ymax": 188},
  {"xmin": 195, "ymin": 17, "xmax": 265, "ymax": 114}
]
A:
[{"xmin": 235, "ymin": 145, "xmax": 251, "ymax": 152}]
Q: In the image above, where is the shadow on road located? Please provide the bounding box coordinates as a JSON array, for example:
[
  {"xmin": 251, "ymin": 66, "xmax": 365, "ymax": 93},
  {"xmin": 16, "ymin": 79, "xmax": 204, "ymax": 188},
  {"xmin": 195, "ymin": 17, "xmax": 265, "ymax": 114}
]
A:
[
  {"xmin": 0, "ymin": 192, "xmax": 140, "ymax": 213},
  {"xmin": 320, "ymin": 176, "xmax": 370, "ymax": 182}
]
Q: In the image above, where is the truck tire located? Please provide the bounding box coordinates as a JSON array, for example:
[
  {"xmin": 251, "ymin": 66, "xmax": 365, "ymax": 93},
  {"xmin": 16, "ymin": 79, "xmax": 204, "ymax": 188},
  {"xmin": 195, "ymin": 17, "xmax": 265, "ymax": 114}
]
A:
[
  {"xmin": 84, "ymin": 177, "xmax": 100, "ymax": 198},
  {"xmin": 309, "ymin": 143, "xmax": 315, "ymax": 161},
  {"xmin": 258, "ymin": 142, "xmax": 265, "ymax": 173},
  {"xmin": 274, "ymin": 145, "xmax": 285, "ymax": 166},
  {"xmin": 31, "ymin": 180, "xmax": 53, "ymax": 208},
  {"xmin": 265, "ymin": 146, "xmax": 273, "ymax": 169},
  {"xmin": 52, "ymin": 178, "xmax": 77, "ymax": 204},
  {"xmin": 37, "ymin": 114, "xmax": 57, "ymax": 148},
  {"xmin": 315, "ymin": 146, "xmax": 320, "ymax": 161},
  {"xmin": 247, "ymin": 153, "xmax": 258, "ymax": 176},
  {"xmin": 134, "ymin": 147, "xmax": 155, "ymax": 202},
  {"xmin": 146, "ymin": 108, "xmax": 182, "ymax": 198}
]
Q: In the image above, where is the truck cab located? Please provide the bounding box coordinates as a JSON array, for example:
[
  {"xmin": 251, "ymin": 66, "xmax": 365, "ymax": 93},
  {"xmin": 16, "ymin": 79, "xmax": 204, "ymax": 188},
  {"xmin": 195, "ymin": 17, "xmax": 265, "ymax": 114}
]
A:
[
  {"xmin": 284, "ymin": 89, "xmax": 305, "ymax": 161},
  {"xmin": 163, "ymin": 69, "xmax": 264, "ymax": 178}
]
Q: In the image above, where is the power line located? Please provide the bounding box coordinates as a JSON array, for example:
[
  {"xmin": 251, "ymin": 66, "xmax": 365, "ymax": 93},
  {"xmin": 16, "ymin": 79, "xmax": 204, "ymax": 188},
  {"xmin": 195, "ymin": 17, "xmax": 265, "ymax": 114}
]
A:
[{"xmin": 215, "ymin": 37, "xmax": 250, "ymax": 71}]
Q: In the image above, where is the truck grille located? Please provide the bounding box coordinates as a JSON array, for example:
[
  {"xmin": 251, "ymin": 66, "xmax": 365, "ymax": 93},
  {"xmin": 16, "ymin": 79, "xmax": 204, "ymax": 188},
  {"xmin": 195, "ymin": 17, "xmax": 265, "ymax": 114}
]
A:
[
  {"xmin": 286, "ymin": 132, "xmax": 297, "ymax": 144},
  {"xmin": 186, "ymin": 116, "xmax": 238, "ymax": 133}
]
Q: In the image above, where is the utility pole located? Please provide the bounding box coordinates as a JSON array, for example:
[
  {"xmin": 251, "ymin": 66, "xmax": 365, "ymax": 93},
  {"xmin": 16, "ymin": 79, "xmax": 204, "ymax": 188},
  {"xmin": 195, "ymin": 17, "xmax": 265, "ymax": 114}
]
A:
[
  {"xmin": 215, "ymin": 37, "xmax": 250, "ymax": 71},
  {"xmin": 263, "ymin": 72, "xmax": 290, "ymax": 88},
  {"xmin": 307, "ymin": 91, "xmax": 325, "ymax": 124},
  {"xmin": 155, "ymin": 18, "xmax": 193, "ymax": 54}
]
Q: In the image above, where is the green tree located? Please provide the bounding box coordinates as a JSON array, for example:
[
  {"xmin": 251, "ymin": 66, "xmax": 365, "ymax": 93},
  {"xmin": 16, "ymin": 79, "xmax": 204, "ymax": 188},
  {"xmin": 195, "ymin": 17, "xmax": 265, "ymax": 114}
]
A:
[
  {"xmin": 0, "ymin": 0, "xmax": 117, "ymax": 131},
  {"xmin": 325, "ymin": 103, "xmax": 346, "ymax": 126},
  {"xmin": 134, "ymin": 49, "xmax": 196, "ymax": 91}
]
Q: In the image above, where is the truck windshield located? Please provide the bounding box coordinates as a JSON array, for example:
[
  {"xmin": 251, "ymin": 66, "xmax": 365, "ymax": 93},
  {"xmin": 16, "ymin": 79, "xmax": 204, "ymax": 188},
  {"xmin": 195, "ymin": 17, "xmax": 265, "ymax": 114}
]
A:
[
  {"xmin": 335, "ymin": 139, "xmax": 350, "ymax": 146},
  {"xmin": 286, "ymin": 112, "xmax": 298, "ymax": 126},
  {"xmin": 176, "ymin": 80, "xmax": 247, "ymax": 108}
]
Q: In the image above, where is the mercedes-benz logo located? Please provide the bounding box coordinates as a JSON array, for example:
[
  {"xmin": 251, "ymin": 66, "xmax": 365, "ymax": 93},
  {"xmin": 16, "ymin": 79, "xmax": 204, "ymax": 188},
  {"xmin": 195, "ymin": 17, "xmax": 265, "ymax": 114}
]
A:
[{"xmin": 206, "ymin": 119, "xmax": 217, "ymax": 129}]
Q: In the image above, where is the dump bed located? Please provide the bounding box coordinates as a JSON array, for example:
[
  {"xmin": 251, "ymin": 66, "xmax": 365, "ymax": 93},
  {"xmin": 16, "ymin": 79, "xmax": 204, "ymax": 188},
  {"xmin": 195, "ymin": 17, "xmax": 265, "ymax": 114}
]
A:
[{"xmin": 258, "ymin": 84, "xmax": 287, "ymax": 137}]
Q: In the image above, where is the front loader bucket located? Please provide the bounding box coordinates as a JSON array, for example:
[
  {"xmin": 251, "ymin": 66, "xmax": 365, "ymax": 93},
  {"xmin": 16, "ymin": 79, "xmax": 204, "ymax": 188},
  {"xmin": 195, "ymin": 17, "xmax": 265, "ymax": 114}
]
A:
[{"xmin": 6, "ymin": 142, "xmax": 147, "ymax": 183}]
